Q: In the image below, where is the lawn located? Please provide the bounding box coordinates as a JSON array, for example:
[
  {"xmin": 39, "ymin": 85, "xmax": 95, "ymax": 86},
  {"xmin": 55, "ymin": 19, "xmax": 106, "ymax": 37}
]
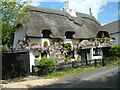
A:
[{"xmin": 44, "ymin": 58, "xmax": 120, "ymax": 79}]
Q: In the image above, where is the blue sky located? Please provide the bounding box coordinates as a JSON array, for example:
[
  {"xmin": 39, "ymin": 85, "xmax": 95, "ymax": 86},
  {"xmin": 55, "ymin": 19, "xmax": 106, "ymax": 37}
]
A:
[
  {"xmin": 39, "ymin": 2, "xmax": 64, "ymax": 10},
  {"xmin": 98, "ymin": 2, "xmax": 119, "ymax": 25},
  {"xmin": 28, "ymin": 0, "xmax": 119, "ymax": 25}
]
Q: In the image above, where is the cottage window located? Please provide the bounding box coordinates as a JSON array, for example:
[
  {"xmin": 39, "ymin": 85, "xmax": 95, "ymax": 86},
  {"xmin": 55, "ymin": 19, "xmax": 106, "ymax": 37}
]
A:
[
  {"xmin": 93, "ymin": 49, "xmax": 100, "ymax": 56},
  {"xmin": 71, "ymin": 51, "xmax": 75, "ymax": 59},
  {"xmin": 65, "ymin": 31, "xmax": 75, "ymax": 39},
  {"xmin": 42, "ymin": 30, "xmax": 52, "ymax": 38},
  {"xmin": 41, "ymin": 51, "xmax": 47, "ymax": 57},
  {"xmin": 96, "ymin": 31, "xmax": 110, "ymax": 38},
  {"xmin": 111, "ymin": 37, "xmax": 115, "ymax": 42},
  {"xmin": 112, "ymin": 37, "xmax": 115, "ymax": 40},
  {"xmin": 67, "ymin": 51, "xmax": 75, "ymax": 59}
]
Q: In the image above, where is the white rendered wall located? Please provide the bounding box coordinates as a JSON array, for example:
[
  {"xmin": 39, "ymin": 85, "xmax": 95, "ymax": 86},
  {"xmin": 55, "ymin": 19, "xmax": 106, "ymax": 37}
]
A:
[
  {"xmin": 99, "ymin": 49, "xmax": 103, "ymax": 59},
  {"xmin": 13, "ymin": 26, "xmax": 26, "ymax": 48},
  {"xmin": 64, "ymin": 39, "xmax": 73, "ymax": 44},
  {"xmin": 110, "ymin": 33, "xmax": 120, "ymax": 45},
  {"xmin": 64, "ymin": 39, "xmax": 79, "ymax": 46},
  {"xmin": 64, "ymin": 39, "xmax": 79, "ymax": 60},
  {"xmin": 29, "ymin": 38, "xmax": 56, "ymax": 72},
  {"xmin": 74, "ymin": 50, "xmax": 78, "ymax": 60},
  {"xmin": 29, "ymin": 50, "xmax": 42, "ymax": 72},
  {"xmin": 29, "ymin": 51, "xmax": 35, "ymax": 72},
  {"xmin": 41, "ymin": 38, "xmax": 50, "ymax": 47},
  {"xmin": 87, "ymin": 52, "xmax": 90, "ymax": 60},
  {"xmin": 29, "ymin": 38, "xmax": 55, "ymax": 47},
  {"xmin": 72, "ymin": 39, "xmax": 80, "ymax": 45},
  {"xmin": 90, "ymin": 48, "xmax": 93, "ymax": 60}
]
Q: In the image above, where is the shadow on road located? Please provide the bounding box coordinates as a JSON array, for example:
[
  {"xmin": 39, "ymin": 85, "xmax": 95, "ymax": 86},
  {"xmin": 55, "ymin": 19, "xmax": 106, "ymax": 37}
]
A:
[{"xmin": 28, "ymin": 71, "xmax": 119, "ymax": 89}]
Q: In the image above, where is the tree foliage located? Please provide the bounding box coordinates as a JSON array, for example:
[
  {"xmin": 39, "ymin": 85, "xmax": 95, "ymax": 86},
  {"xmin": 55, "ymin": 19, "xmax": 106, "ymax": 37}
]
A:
[
  {"xmin": 2, "ymin": 2, "xmax": 30, "ymax": 48},
  {"xmin": 109, "ymin": 45, "xmax": 120, "ymax": 57}
]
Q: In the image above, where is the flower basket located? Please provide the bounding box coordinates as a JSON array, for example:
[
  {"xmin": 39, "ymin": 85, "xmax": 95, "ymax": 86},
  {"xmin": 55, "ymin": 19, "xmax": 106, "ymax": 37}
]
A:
[{"xmin": 34, "ymin": 52, "xmax": 39, "ymax": 58}]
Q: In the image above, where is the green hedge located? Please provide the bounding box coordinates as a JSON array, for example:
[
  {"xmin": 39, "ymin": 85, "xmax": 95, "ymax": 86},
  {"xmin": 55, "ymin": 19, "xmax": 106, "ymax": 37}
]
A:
[
  {"xmin": 37, "ymin": 57, "xmax": 55, "ymax": 75},
  {"xmin": 109, "ymin": 45, "xmax": 120, "ymax": 57}
]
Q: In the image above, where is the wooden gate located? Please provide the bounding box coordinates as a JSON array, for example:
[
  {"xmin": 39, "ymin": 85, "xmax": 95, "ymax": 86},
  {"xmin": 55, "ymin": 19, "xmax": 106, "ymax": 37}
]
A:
[{"xmin": 2, "ymin": 51, "xmax": 30, "ymax": 79}]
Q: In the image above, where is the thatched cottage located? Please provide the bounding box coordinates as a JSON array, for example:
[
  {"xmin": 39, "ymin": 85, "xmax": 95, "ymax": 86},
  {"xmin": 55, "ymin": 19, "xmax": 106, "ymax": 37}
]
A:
[{"xmin": 13, "ymin": 6, "xmax": 112, "ymax": 72}]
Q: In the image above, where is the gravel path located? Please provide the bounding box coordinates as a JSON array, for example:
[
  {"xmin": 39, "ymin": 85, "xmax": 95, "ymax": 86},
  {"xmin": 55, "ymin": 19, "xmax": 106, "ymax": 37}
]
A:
[{"xmin": 1, "ymin": 76, "xmax": 59, "ymax": 89}]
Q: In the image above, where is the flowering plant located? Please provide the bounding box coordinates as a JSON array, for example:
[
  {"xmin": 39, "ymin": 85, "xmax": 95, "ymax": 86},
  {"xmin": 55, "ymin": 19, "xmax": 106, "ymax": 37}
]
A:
[
  {"xmin": 64, "ymin": 56, "xmax": 71, "ymax": 63},
  {"xmin": 17, "ymin": 36, "xmax": 29, "ymax": 50},
  {"xmin": 29, "ymin": 42, "xmax": 41, "ymax": 50},
  {"xmin": 57, "ymin": 59, "xmax": 65, "ymax": 64},
  {"xmin": 17, "ymin": 35, "xmax": 110, "ymax": 65}
]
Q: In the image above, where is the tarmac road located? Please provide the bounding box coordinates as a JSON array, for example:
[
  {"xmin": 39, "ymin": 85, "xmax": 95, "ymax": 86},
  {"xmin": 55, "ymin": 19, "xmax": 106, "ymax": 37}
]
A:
[{"xmin": 32, "ymin": 65, "xmax": 119, "ymax": 88}]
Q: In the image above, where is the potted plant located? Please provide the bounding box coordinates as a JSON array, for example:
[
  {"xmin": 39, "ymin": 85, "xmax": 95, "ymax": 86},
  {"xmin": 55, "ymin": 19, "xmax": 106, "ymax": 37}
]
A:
[
  {"xmin": 34, "ymin": 52, "xmax": 39, "ymax": 58},
  {"xmin": 29, "ymin": 42, "xmax": 39, "ymax": 46},
  {"xmin": 43, "ymin": 41, "xmax": 48, "ymax": 47}
]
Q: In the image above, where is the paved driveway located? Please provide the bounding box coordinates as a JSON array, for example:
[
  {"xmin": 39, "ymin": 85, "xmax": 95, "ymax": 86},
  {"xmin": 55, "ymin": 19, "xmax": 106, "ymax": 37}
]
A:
[{"xmin": 33, "ymin": 65, "xmax": 119, "ymax": 88}]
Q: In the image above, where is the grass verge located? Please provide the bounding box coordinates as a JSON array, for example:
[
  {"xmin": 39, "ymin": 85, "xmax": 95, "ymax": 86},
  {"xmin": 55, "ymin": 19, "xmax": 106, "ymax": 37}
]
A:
[{"xmin": 44, "ymin": 58, "xmax": 120, "ymax": 79}]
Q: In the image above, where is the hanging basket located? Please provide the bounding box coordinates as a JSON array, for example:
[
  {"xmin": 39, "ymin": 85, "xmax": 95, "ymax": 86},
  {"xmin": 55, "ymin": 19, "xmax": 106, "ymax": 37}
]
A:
[{"xmin": 34, "ymin": 53, "xmax": 39, "ymax": 58}]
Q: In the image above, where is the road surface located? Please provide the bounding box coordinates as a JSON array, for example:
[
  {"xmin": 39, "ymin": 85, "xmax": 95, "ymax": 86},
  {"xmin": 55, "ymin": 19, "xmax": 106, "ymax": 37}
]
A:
[{"xmin": 32, "ymin": 65, "xmax": 119, "ymax": 88}]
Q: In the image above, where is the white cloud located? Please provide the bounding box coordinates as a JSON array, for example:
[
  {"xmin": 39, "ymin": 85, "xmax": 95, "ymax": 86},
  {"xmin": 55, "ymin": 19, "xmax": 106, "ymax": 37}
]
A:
[
  {"xmin": 101, "ymin": 23, "xmax": 108, "ymax": 26},
  {"xmin": 62, "ymin": 0, "xmax": 109, "ymax": 19},
  {"xmin": 26, "ymin": 0, "xmax": 43, "ymax": 6},
  {"xmin": 60, "ymin": 0, "xmax": 119, "ymax": 19},
  {"xmin": 107, "ymin": 0, "xmax": 120, "ymax": 2}
]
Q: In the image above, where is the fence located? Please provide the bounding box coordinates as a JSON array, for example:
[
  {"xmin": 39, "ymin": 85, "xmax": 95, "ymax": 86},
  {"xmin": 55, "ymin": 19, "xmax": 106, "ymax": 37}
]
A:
[
  {"xmin": 2, "ymin": 51, "xmax": 30, "ymax": 79},
  {"xmin": 103, "ymin": 57, "xmax": 119, "ymax": 60},
  {"xmin": 55, "ymin": 59, "xmax": 105, "ymax": 71},
  {"xmin": 32, "ymin": 59, "xmax": 105, "ymax": 75},
  {"xmin": 55, "ymin": 57, "xmax": 119, "ymax": 71}
]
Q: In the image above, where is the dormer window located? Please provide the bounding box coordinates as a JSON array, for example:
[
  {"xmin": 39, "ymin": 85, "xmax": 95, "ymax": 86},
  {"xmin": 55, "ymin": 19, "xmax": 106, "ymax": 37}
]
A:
[
  {"xmin": 65, "ymin": 31, "xmax": 75, "ymax": 39},
  {"xmin": 110, "ymin": 37, "xmax": 115, "ymax": 42},
  {"xmin": 96, "ymin": 31, "xmax": 110, "ymax": 38},
  {"xmin": 42, "ymin": 30, "xmax": 52, "ymax": 38}
]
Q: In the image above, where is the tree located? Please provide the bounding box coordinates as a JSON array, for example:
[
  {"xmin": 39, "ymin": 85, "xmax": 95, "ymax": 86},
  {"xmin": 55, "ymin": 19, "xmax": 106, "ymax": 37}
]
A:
[
  {"xmin": 1, "ymin": 2, "xmax": 30, "ymax": 48},
  {"xmin": 109, "ymin": 45, "xmax": 120, "ymax": 57}
]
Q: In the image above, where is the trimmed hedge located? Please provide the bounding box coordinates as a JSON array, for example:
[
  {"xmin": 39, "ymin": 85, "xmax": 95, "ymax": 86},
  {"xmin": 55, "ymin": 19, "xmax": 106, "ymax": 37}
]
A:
[
  {"xmin": 37, "ymin": 57, "xmax": 55, "ymax": 75},
  {"xmin": 109, "ymin": 45, "xmax": 120, "ymax": 57}
]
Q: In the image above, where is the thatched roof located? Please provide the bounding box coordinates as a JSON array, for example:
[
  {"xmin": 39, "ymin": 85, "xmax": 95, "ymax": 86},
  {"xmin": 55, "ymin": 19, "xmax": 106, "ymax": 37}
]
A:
[
  {"xmin": 80, "ymin": 40, "xmax": 91, "ymax": 46},
  {"xmin": 100, "ymin": 42, "xmax": 112, "ymax": 47},
  {"xmin": 20, "ymin": 6, "xmax": 105, "ymax": 39},
  {"xmin": 103, "ymin": 20, "xmax": 120, "ymax": 34}
]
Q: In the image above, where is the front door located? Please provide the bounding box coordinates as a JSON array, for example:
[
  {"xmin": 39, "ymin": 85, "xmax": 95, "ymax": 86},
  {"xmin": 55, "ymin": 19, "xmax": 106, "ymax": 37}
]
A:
[{"xmin": 81, "ymin": 50, "xmax": 87, "ymax": 61}]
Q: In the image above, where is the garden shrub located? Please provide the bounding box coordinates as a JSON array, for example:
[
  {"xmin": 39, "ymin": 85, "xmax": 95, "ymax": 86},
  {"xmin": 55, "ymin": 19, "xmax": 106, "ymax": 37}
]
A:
[
  {"xmin": 109, "ymin": 45, "xmax": 120, "ymax": 57},
  {"xmin": 37, "ymin": 57, "xmax": 55, "ymax": 75}
]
